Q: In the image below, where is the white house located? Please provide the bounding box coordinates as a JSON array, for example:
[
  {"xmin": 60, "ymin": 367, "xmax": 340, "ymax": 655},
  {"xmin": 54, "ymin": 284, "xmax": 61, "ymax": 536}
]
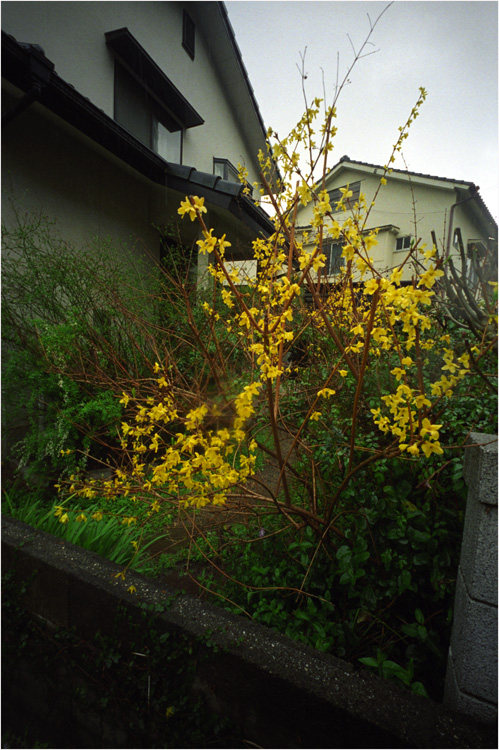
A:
[
  {"xmin": 1, "ymin": 1, "xmax": 275, "ymax": 265},
  {"xmin": 296, "ymin": 156, "xmax": 497, "ymax": 284}
]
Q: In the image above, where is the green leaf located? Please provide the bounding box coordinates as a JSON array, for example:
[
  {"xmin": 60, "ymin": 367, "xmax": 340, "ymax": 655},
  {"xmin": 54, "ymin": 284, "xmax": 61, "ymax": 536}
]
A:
[
  {"xmin": 336, "ymin": 545, "xmax": 351, "ymax": 560},
  {"xmin": 358, "ymin": 656, "xmax": 379, "ymax": 669},
  {"xmin": 411, "ymin": 682, "xmax": 429, "ymax": 698}
]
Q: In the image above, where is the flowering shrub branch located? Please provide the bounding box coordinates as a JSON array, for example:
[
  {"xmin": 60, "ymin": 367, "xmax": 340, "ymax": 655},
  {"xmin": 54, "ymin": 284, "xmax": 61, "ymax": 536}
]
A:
[{"xmin": 52, "ymin": 28, "xmax": 496, "ymax": 584}]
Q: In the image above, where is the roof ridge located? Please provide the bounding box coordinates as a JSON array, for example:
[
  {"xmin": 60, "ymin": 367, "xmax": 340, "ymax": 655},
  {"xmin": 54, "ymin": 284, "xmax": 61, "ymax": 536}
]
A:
[{"xmin": 332, "ymin": 156, "xmax": 474, "ymax": 188}]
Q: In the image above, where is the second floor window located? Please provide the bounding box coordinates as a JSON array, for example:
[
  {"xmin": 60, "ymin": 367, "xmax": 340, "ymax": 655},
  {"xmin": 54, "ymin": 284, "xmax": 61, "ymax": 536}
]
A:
[
  {"xmin": 107, "ymin": 28, "xmax": 204, "ymax": 164},
  {"xmin": 396, "ymin": 235, "xmax": 412, "ymax": 251},
  {"xmin": 114, "ymin": 63, "xmax": 182, "ymax": 163},
  {"xmin": 182, "ymin": 10, "xmax": 195, "ymax": 60},
  {"xmin": 329, "ymin": 181, "xmax": 361, "ymax": 212}
]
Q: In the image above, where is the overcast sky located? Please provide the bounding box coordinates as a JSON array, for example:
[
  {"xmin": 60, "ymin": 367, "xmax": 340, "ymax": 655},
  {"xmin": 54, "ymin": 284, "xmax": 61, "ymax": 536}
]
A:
[{"xmin": 225, "ymin": 0, "xmax": 498, "ymax": 220}]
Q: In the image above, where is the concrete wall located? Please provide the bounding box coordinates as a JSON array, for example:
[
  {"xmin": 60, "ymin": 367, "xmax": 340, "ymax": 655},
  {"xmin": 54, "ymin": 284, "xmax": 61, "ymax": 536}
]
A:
[
  {"xmin": 2, "ymin": 516, "xmax": 495, "ymax": 749},
  {"xmin": 444, "ymin": 432, "xmax": 498, "ymax": 724}
]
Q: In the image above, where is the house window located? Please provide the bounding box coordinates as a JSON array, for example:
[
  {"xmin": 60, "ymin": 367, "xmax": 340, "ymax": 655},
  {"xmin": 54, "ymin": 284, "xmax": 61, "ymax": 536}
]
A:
[
  {"xmin": 114, "ymin": 63, "xmax": 182, "ymax": 163},
  {"xmin": 329, "ymin": 181, "xmax": 361, "ymax": 212},
  {"xmin": 182, "ymin": 11, "xmax": 195, "ymax": 59},
  {"xmin": 213, "ymin": 158, "xmax": 239, "ymax": 183},
  {"xmin": 323, "ymin": 241, "xmax": 345, "ymax": 275},
  {"xmin": 213, "ymin": 158, "xmax": 253, "ymax": 196},
  {"xmin": 106, "ymin": 28, "xmax": 203, "ymax": 163},
  {"xmin": 157, "ymin": 120, "xmax": 182, "ymax": 163},
  {"xmin": 395, "ymin": 235, "xmax": 412, "ymax": 252}
]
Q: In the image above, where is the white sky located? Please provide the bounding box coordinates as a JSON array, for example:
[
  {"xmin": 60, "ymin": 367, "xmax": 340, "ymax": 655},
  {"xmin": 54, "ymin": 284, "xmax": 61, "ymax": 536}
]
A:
[{"xmin": 225, "ymin": 0, "xmax": 498, "ymax": 220}]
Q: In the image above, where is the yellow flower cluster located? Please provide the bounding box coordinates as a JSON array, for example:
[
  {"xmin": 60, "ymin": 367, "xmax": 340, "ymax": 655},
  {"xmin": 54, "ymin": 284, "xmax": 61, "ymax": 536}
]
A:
[{"xmin": 55, "ymin": 365, "xmax": 260, "ymax": 518}]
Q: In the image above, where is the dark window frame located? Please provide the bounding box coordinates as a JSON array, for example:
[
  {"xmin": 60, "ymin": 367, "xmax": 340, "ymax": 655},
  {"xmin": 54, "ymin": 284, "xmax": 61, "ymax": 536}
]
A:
[
  {"xmin": 113, "ymin": 61, "xmax": 183, "ymax": 163},
  {"xmin": 182, "ymin": 10, "xmax": 195, "ymax": 60},
  {"xmin": 329, "ymin": 181, "xmax": 361, "ymax": 213},
  {"xmin": 213, "ymin": 157, "xmax": 239, "ymax": 183},
  {"xmin": 106, "ymin": 28, "xmax": 203, "ymax": 128}
]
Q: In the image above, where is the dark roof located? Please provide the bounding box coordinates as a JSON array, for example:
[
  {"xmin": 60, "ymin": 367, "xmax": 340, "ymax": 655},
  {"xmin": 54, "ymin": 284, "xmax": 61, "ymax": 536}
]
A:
[
  {"xmin": 1, "ymin": 30, "xmax": 274, "ymax": 238},
  {"xmin": 331, "ymin": 156, "xmax": 497, "ymax": 230},
  {"xmin": 217, "ymin": 2, "xmax": 268, "ymax": 144}
]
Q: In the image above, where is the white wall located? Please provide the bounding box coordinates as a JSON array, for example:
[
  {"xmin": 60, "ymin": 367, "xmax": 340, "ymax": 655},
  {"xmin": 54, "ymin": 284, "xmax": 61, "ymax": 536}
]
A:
[{"xmin": 296, "ymin": 165, "xmax": 491, "ymax": 281}]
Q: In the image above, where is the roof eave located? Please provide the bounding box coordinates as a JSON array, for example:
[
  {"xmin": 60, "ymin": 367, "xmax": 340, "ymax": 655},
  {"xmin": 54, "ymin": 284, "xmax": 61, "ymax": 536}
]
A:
[{"xmin": 1, "ymin": 31, "xmax": 275, "ymax": 238}]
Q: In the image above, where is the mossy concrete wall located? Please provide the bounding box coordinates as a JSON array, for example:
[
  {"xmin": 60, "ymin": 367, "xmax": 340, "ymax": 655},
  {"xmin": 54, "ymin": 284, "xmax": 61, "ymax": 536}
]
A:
[
  {"xmin": 2, "ymin": 516, "xmax": 496, "ymax": 749},
  {"xmin": 444, "ymin": 433, "xmax": 498, "ymax": 723}
]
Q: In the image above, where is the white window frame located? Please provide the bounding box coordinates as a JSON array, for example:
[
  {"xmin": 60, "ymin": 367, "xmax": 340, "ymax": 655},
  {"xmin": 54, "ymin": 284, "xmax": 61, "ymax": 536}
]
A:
[
  {"xmin": 323, "ymin": 240, "xmax": 345, "ymax": 275},
  {"xmin": 395, "ymin": 235, "xmax": 413, "ymax": 252}
]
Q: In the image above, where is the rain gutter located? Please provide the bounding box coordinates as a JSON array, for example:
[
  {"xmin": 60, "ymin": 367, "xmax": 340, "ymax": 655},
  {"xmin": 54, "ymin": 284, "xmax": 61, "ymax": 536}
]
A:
[
  {"xmin": 2, "ymin": 41, "xmax": 54, "ymax": 128},
  {"xmin": 444, "ymin": 188, "xmax": 479, "ymax": 259}
]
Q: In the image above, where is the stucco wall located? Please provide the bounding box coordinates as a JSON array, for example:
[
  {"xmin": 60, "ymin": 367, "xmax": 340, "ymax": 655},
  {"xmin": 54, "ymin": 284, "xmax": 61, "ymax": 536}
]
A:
[
  {"xmin": 1, "ymin": 1, "xmax": 263, "ymax": 185},
  {"xmin": 2, "ymin": 90, "xmax": 166, "ymax": 255},
  {"xmin": 296, "ymin": 165, "xmax": 491, "ymax": 281}
]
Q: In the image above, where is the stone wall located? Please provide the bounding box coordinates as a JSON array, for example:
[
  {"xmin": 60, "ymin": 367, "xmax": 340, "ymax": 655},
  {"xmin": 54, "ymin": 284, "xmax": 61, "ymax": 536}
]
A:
[{"xmin": 444, "ymin": 432, "xmax": 498, "ymax": 723}]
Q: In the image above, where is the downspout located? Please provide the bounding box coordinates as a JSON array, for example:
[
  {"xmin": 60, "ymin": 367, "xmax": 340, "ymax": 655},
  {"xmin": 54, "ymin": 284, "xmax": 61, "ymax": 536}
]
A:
[
  {"xmin": 2, "ymin": 43, "xmax": 54, "ymax": 128},
  {"xmin": 444, "ymin": 186, "xmax": 479, "ymax": 259}
]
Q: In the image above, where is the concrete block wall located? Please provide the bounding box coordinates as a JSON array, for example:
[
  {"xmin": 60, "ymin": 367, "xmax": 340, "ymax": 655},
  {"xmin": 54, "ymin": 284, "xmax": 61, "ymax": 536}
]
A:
[
  {"xmin": 444, "ymin": 432, "xmax": 498, "ymax": 723},
  {"xmin": 2, "ymin": 516, "xmax": 495, "ymax": 749}
]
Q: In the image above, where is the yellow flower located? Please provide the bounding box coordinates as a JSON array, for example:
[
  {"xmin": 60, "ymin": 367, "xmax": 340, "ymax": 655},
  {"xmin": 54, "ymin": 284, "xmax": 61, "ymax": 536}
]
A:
[
  {"xmin": 391, "ymin": 367, "xmax": 406, "ymax": 382},
  {"xmin": 196, "ymin": 228, "xmax": 217, "ymax": 254},
  {"xmin": 59, "ymin": 513, "xmax": 69, "ymax": 524},
  {"xmin": 414, "ymin": 394, "xmax": 431, "ymax": 409},
  {"xmin": 127, "ymin": 585, "xmax": 136, "ymax": 594},
  {"xmin": 119, "ymin": 392, "xmax": 130, "ymax": 407},
  {"xmin": 363, "ymin": 278, "xmax": 379, "ymax": 295},
  {"xmin": 318, "ymin": 388, "xmax": 336, "ymax": 398},
  {"xmin": 420, "ymin": 418, "xmax": 442, "ymax": 441},
  {"xmin": 421, "ymin": 440, "xmax": 444, "ymax": 458},
  {"xmin": 221, "ymin": 288, "xmax": 234, "ymax": 308},
  {"xmin": 341, "ymin": 244, "xmax": 355, "ymax": 262},
  {"xmin": 310, "ymin": 411, "xmax": 321, "ymax": 421},
  {"xmin": 419, "ymin": 265, "xmax": 444, "ymax": 289},
  {"xmin": 297, "ymin": 181, "xmax": 312, "ymax": 206},
  {"xmin": 338, "ymin": 370, "xmax": 348, "ymax": 377},
  {"xmin": 178, "ymin": 195, "xmax": 207, "ymax": 221},
  {"xmin": 121, "ymin": 422, "xmax": 132, "ymax": 436},
  {"xmin": 390, "ymin": 268, "xmax": 403, "ymax": 286}
]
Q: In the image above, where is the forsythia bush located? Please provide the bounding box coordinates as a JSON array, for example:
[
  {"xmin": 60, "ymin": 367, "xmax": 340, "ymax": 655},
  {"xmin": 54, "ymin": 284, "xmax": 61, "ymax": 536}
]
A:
[{"xmin": 54, "ymin": 78, "xmax": 497, "ymax": 569}]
